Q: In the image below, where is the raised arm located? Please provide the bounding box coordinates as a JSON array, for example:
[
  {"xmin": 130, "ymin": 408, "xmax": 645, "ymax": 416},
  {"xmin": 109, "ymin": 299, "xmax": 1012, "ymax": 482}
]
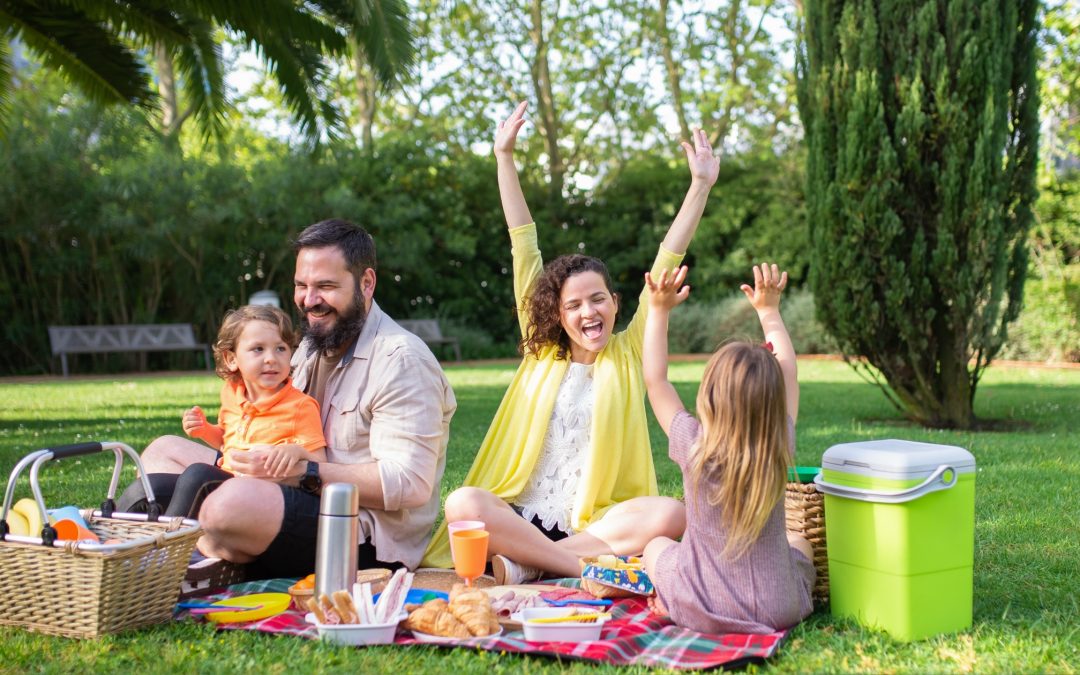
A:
[
  {"xmin": 494, "ymin": 101, "xmax": 534, "ymax": 229},
  {"xmin": 643, "ymin": 266, "xmax": 691, "ymax": 435},
  {"xmin": 661, "ymin": 129, "xmax": 720, "ymax": 255},
  {"xmin": 740, "ymin": 263, "xmax": 799, "ymax": 423}
]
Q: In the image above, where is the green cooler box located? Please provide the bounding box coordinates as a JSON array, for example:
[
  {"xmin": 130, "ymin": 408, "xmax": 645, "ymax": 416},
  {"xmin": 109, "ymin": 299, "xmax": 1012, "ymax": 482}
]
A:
[{"xmin": 814, "ymin": 439, "xmax": 976, "ymax": 641}]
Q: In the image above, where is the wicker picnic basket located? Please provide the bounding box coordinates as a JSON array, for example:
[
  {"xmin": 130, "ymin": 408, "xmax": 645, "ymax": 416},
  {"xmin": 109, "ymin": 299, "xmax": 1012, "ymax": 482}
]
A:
[
  {"xmin": 785, "ymin": 473, "xmax": 829, "ymax": 605},
  {"xmin": 0, "ymin": 442, "xmax": 202, "ymax": 639}
]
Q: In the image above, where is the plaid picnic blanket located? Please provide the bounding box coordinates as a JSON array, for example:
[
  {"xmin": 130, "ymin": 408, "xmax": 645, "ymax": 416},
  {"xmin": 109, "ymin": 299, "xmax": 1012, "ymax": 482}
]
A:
[{"xmin": 179, "ymin": 578, "xmax": 786, "ymax": 670}]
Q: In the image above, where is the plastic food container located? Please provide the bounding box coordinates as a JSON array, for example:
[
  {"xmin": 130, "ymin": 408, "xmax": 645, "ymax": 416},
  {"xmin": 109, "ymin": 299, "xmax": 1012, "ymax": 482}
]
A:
[
  {"xmin": 516, "ymin": 607, "xmax": 609, "ymax": 642},
  {"xmin": 307, "ymin": 611, "xmax": 406, "ymax": 646},
  {"xmin": 814, "ymin": 439, "xmax": 976, "ymax": 641}
]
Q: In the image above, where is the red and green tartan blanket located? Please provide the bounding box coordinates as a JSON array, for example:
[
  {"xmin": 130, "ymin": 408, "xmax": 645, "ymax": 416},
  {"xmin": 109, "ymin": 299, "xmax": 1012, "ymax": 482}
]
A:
[{"xmin": 179, "ymin": 578, "xmax": 786, "ymax": 670}]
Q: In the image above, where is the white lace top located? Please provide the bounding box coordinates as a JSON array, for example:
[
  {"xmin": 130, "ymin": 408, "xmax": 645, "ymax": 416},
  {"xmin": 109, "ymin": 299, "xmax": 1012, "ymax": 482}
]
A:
[{"xmin": 513, "ymin": 362, "xmax": 595, "ymax": 534}]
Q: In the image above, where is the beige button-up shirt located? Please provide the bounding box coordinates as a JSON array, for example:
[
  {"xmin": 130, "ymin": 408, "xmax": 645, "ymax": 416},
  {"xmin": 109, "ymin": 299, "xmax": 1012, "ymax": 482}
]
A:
[{"xmin": 291, "ymin": 301, "xmax": 456, "ymax": 568}]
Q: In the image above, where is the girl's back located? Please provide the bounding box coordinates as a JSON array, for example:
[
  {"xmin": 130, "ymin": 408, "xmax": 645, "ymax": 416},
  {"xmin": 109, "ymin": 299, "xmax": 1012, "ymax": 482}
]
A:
[{"xmin": 653, "ymin": 410, "xmax": 813, "ymax": 634}]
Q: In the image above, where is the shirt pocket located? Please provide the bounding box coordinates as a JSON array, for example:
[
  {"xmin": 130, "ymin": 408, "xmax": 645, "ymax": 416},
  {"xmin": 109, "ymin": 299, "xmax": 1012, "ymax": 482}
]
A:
[{"xmin": 327, "ymin": 390, "xmax": 371, "ymax": 462}]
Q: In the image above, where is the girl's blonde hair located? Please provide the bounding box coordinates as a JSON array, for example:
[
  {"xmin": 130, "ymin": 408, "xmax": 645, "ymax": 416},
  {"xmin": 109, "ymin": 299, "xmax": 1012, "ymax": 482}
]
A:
[
  {"xmin": 212, "ymin": 305, "xmax": 299, "ymax": 382},
  {"xmin": 690, "ymin": 341, "xmax": 791, "ymax": 560}
]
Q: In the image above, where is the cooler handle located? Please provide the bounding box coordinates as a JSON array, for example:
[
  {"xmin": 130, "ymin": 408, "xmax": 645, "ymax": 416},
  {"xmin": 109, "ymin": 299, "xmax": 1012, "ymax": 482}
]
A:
[{"xmin": 813, "ymin": 464, "xmax": 958, "ymax": 504}]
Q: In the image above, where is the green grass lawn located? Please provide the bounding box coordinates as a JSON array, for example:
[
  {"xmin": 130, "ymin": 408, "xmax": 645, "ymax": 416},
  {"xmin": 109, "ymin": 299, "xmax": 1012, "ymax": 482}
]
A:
[{"xmin": 0, "ymin": 359, "xmax": 1076, "ymax": 673}]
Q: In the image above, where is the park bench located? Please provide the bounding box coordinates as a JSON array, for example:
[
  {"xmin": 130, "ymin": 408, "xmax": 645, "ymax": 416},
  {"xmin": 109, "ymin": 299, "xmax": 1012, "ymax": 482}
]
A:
[
  {"xmin": 47, "ymin": 324, "xmax": 212, "ymax": 377},
  {"xmin": 397, "ymin": 319, "xmax": 462, "ymax": 362}
]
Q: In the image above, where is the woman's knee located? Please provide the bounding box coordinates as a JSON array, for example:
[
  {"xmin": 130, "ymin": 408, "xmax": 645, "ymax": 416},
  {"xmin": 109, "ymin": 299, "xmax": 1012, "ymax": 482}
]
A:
[
  {"xmin": 649, "ymin": 497, "xmax": 686, "ymax": 539},
  {"xmin": 444, "ymin": 487, "xmax": 496, "ymax": 521}
]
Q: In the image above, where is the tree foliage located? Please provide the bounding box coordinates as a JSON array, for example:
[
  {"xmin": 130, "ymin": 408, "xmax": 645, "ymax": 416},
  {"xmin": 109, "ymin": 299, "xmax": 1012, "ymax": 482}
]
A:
[
  {"xmin": 0, "ymin": 0, "xmax": 414, "ymax": 138},
  {"xmin": 796, "ymin": 0, "xmax": 1040, "ymax": 428}
]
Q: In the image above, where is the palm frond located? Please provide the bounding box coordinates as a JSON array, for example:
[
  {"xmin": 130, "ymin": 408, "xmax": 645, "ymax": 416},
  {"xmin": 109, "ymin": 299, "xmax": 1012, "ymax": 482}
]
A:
[
  {"xmin": 61, "ymin": 0, "xmax": 193, "ymax": 47},
  {"xmin": 172, "ymin": 0, "xmax": 348, "ymax": 55},
  {"xmin": 173, "ymin": 16, "xmax": 226, "ymax": 141},
  {"xmin": 250, "ymin": 34, "xmax": 330, "ymax": 139},
  {"xmin": 0, "ymin": 32, "xmax": 12, "ymax": 135},
  {"xmin": 1, "ymin": 0, "xmax": 154, "ymax": 107},
  {"xmin": 319, "ymin": 0, "xmax": 415, "ymax": 89}
]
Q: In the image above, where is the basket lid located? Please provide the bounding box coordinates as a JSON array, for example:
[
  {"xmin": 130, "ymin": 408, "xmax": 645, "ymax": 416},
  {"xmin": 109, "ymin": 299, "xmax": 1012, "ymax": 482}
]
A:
[{"xmin": 822, "ymin": 439, "xmax": 975, "ymax": 479}]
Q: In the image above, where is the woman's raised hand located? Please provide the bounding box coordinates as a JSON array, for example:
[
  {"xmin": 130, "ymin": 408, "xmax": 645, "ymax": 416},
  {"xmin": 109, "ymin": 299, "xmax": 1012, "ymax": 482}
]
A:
[
  {"xmin": 681, "ymin": 128, "xmax": 720, "ymax": 187},
  {"xmin": 494, "ymin": 101, "xmax": 528, "ymax": 159}
]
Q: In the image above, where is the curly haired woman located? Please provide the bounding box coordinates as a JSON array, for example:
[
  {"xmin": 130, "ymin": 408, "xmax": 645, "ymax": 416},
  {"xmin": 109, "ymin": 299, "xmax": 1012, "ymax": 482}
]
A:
[{"xmin": 421, "ymin": 101, "xmax": 720, "ymax": 583}]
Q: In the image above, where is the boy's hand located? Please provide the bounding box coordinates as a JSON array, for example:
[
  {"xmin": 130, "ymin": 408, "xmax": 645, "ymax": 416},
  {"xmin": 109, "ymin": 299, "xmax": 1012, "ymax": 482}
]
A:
[
  {"xmin": 494, "ymin": 101, "xmax": 528, "ymax": 159},
  {"xmin": 257, "ymin": 443, "xmax": 308, "ymax": 479},
  {"xmin": 646, "ymin": 266, "xmax": 691, "ymax": 311},
  {"xmin": 182, "ymin": 406, "xmax": 210, "ymax": 438},
  {"xmin": 682, "ymin": 128, "xmax": 720, "ymax": 188},
  {"xmin": 739, "ymin": 262, "xmax": 788, "ymax": 313}
]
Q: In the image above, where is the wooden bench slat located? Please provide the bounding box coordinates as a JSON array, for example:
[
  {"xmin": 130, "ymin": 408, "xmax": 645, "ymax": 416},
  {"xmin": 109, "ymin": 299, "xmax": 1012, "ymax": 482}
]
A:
[{"xmin": 47, "ymin": 324, "xmax": 212, "ymax": 376}]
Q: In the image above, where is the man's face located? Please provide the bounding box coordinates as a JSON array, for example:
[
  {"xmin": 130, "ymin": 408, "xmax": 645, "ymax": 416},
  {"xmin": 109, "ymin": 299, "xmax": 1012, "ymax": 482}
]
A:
[{"xmin": 294, "ymin": 246, "xmax": 372, "ymax": 353}]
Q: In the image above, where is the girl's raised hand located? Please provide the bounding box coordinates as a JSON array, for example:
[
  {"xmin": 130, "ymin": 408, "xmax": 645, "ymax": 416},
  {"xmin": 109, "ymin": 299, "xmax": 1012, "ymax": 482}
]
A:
[
  {"xmin": 681, "ymin": 129, "xmax": 720, "ymax": 187},
  {"xmin": 739, "ymin": 263, "xmax": 788, "ymax": 312},
  {"xmin": 494, "ymin": 101, "xmax": 528, "ymax": 158},
  {"xmin": 646, "ymin": 265, "xmax": 691, "ymax": 311}
]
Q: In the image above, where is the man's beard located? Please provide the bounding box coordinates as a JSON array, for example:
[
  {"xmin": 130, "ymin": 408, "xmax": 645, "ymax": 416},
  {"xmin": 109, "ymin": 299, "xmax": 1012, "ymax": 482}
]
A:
[{"xmin": 301, "ymin": 292, "xmax": 368, "ymax": 354}]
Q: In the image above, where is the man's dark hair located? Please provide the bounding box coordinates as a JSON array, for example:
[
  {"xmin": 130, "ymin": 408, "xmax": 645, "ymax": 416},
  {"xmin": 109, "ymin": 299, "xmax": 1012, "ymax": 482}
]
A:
[{"xmin": 293, "ymin": 219, "xmax": 377, "ymax": 280}]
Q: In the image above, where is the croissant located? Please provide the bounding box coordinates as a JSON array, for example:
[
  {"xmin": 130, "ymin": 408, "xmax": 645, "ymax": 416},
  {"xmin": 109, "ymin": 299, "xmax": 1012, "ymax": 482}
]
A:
[
  {"xmin": 404, "ymin": 599, "xmax": 472, "ymax": 639},
  {"xmin": 449, "ymin": 600, "xmax": 498, "ymax": 636}
]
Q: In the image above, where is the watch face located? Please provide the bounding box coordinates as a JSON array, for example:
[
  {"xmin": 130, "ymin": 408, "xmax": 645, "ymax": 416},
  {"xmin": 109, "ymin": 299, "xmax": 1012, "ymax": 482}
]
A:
[{"xmin": 301, "ymin": 462, "xmax": 321, "ymax": 493}]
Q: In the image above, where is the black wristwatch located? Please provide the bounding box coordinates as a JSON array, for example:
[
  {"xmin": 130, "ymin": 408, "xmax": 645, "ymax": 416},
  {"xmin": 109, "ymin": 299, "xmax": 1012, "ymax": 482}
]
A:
[{"xmin": 299, "ymin": 460, "xmax": 322, "ymax": 495}]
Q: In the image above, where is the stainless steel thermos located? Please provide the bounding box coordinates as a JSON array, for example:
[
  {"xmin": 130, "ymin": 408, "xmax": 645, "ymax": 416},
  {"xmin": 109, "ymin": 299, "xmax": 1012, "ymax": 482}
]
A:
[{"xmin": 314, "ymin": 482, "xmax": 359, "ymax": 600}]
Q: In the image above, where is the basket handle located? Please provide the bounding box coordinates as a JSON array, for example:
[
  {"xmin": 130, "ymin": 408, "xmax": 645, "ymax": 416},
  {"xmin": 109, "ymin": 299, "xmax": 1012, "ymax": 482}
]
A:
[{"xmin": 1, "ymin": 442, "xmax": 164, "ymax": 545}]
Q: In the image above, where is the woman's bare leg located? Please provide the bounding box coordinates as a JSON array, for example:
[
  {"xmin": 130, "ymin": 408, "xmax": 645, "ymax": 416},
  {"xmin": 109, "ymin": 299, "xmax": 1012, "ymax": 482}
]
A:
[
  {"xmin": 643, "ymin": 535, "xmax": 678, "ymax": 615},
  {"xmin": 444, "ymin": 489, "xmax": 686, "ymax": 578}
]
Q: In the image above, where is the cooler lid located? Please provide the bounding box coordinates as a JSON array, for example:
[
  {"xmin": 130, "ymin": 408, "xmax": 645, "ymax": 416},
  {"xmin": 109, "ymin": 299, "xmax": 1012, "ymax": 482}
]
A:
[{"xmin": 822, "ymin": 439, "xmax": 975, "ymax": 479}]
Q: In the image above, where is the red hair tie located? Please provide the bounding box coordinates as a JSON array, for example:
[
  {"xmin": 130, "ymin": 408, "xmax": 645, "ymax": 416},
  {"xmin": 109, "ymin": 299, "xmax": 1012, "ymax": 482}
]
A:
[{"xmin": 762, "ymin": 341, "xmax": 775, "ymax": 354}]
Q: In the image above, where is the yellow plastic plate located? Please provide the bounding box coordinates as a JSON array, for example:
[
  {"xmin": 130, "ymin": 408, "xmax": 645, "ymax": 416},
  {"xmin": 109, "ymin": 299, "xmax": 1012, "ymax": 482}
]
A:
[{"xmin": 204, "ymin": 593, "xmax": 291, "ymax": 624}]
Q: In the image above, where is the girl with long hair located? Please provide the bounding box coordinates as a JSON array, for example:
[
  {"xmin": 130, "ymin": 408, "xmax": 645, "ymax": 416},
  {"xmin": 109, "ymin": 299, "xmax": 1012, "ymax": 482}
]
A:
[{"xmin": 641, "ymin": 264, "xmax": 814, "ymax": 633}]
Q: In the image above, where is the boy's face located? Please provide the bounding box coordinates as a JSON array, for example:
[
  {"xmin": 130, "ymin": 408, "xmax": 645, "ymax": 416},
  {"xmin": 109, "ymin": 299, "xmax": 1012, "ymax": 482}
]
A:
[{"xmin": 225, "ymin": 320, "xmax": 292, "ymax": 400}]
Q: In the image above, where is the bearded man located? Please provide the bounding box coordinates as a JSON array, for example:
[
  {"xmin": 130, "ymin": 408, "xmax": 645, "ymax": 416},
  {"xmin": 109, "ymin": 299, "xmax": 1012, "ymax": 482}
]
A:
[{"xmin": 119, "ymin": 219, "xmax": 456, "ymax": 589}]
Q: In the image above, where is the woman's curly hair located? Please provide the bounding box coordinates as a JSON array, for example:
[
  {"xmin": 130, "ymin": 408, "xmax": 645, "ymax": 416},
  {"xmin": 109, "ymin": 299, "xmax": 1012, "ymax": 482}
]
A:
[{"xmin": 519, "ymin": 254, "xmax": 616, "ymax": 360}]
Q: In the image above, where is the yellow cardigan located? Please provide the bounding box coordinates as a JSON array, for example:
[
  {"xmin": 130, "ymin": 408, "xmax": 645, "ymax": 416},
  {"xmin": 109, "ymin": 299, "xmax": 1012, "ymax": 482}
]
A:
[{"xmin": 421, "ymin": 223, "xmax": 684, "ymax": 568}]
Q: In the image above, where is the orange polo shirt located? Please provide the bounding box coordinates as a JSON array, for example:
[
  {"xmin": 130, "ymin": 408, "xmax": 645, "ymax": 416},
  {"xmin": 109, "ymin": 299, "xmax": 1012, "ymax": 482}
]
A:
[{"xmin": 214, "ymin": 378, "xmax": 326, "ymax": 473}]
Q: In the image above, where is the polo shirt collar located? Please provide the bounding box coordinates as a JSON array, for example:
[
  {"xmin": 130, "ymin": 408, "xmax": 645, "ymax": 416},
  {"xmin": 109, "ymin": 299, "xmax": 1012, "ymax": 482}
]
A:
[{"xmin": 229, "ymin": 377, "xmax": 295, "ymax": 413}]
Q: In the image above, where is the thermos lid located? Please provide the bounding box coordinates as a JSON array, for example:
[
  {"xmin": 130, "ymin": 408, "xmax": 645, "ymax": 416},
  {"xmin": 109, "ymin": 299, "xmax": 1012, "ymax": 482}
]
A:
[{"xmin": 319, "ymin": 482, "xmax": 359, "ymax": 516}]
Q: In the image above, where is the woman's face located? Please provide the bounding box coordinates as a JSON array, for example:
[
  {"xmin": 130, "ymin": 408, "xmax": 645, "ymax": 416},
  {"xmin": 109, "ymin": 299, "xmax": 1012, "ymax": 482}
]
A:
[{"xmin": 558, "ymin": 271, "xmax": 618, "ymax": 364}]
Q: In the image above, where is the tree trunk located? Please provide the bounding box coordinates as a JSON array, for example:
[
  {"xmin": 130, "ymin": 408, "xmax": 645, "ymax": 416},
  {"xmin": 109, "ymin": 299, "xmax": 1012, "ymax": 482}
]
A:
[
  {"xmin": 154, "ymin": 43, "xmax": 186, "ymax": 148},
  {"xmin": 353, "ymin": 41, "xmax": 378, "ymax": 152},
  {"xmin": 657, "ymin": 0, "xmax": 692, "ymax": 142},
  {"xmin": 528, "ymin": 0, "xmax": 565, "ymax": 205}
]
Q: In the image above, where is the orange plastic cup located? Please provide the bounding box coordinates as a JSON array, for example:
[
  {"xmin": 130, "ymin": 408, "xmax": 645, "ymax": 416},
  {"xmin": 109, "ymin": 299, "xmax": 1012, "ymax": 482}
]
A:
[
  {"xmin": 53, "ymin": 519, "xmax": 100, "ymax": 543},
  {"xmin": 447, "ymin": 520, "xmax": 485, "ymax": 563},
  {"xmin": 450, "ymin": 529, "xmax": 489, "ymax": 587}
]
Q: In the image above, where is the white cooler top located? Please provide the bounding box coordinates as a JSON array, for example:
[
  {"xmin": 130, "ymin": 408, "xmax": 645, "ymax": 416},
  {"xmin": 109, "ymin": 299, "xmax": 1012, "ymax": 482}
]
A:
[{"xmin": 822, "ymin": 439, "xmax": 976, "ymax": 481}]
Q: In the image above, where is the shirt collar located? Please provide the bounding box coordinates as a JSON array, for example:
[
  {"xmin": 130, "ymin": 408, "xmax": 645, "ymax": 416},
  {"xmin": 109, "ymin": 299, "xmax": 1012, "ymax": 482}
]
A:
[
  {"xmin": 337, "ymin": 300, "xmax": 383, "ymax": 366},
  {"xmin": 229, "ymin": 377, "xmax": 295, "ymax": 413}
]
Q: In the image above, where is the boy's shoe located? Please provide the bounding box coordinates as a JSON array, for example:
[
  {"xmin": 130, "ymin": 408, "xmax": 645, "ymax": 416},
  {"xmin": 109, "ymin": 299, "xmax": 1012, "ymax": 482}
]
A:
[
  {"xmin": 491, "ymin": 554, "xmax": 543, "ymax": 585},
  {"xmin": 178, "ymin": 554, "xmax": 247, "ymax": 600}
]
